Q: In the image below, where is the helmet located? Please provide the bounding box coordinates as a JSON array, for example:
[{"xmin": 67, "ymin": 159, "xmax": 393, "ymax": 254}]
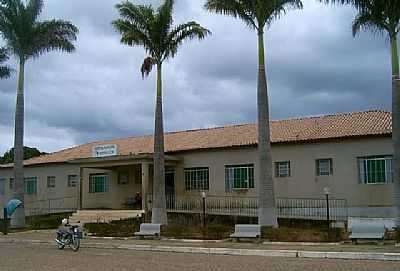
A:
[{"xmin": 61, "ymin": 218, "xmax": 68, "ymax": 225}]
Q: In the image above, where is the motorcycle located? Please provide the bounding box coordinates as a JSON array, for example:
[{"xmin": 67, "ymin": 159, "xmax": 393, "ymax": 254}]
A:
[{"xmin": 55, "ymin": 224, "xmax": 83, "ymax": 251}]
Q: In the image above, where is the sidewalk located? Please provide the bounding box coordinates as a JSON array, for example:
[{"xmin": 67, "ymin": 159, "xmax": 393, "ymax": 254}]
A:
[{"xmin": 1, "ymin": 230, "xmax": 400, "ymax": 261}]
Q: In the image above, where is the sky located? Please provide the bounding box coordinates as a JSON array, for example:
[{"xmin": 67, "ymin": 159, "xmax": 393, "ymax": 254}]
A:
[{"xmin": 0, "ymin": 0, "xmax": 394, "ymax": 155}]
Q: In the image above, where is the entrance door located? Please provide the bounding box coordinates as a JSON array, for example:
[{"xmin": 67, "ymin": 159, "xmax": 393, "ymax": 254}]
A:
[{"xmin": 165, "ymin": 170, "xmax": 175, "ymax": 208}]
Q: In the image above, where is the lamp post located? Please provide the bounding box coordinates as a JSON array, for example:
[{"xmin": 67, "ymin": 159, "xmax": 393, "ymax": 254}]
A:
[
  {"xmin": 201, "ymin": 192, "xmax": 206, "ymax": 228},
  {"xmin": 324, "ymin": 187, "xmax": 331, "ymax": 230}
]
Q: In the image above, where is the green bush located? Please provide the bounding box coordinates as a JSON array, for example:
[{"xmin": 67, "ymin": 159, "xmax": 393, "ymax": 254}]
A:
[
  {"xmin": 262, "ymin": 226, "xmax": 346, "ymax": 242},
  {"xmin": 162, "ymin": 224, "xmax": 233, "ymax": 240},
  {"xmin": 26, "ymin": 213, "xmax": 72, "ymax": 230},
  {"xmin": 84, "ymin": 218, "xmax": 141, "ymax": 237}
]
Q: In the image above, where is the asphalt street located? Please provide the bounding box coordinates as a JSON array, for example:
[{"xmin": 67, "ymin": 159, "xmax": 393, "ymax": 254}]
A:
[{"xmin": 0, "ymin": 243, "xmax": 399, "ymax": 271}]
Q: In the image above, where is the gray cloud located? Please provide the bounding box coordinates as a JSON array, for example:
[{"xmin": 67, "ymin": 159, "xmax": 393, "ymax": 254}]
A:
[{"xmin": 0, "ymin": 0, "xmax": 394, "ymax": 154}]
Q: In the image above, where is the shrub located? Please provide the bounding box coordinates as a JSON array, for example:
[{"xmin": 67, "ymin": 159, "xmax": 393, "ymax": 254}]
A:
[
  {"xmin": 84, "ymin": 218, "xmax": 141, "ymax": 237},
  {"xmin": 27, "ymin": 213, "xmax": 72, "ymax": 230}
]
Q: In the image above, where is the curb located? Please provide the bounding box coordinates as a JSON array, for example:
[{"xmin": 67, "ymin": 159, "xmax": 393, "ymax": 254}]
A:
[{"xmin": 1, "ymin": 238, "xmax": 400, "ymax": 262}]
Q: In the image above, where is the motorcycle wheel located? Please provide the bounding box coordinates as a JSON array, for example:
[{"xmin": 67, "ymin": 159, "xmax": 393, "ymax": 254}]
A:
[
  {"xmin": 56, "ymin": 240, "xmax": 65, "ymax": 250},
  {"xmin": 71, "ymin": 237, "xmax": 80, "ymax": 252}
]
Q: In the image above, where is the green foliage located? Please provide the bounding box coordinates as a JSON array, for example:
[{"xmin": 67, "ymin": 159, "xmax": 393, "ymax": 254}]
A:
[
  {"xmin": 162, "ymin": 224, "xmax": 233, "ymax": 240},
  {"xmin": 262, "ymin": 227, "xmax": 346, "ymax": 242},
  {"xmin": 0, "ymin": 146, "xmax": 46, "ymax": 164},
  {"xmin": 84, "ymin": 218, "xmax": 141, "ymax": 237},
  {"xmin": 0, "ymin": 47, "xmax": 11, "ymax": 79},
  {"xmin": 26, "ymin": 213, "xmax": 72, "ymax": 230},
  {"xmin": 112, "ymin": 0, "xmax": 211, "ymax": 75},
  {"xmin": 0, "ymin": 0, "xmax": 78, "ymax": 61},
  {"xmin": 205, "ymin": 0, "xmax": 303, "ymax": 31}
]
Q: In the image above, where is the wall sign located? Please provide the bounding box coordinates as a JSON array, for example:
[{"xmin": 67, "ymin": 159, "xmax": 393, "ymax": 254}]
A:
[{"xmin": 92, "ymin": 144, "xmax": 118, "ymax": 158}]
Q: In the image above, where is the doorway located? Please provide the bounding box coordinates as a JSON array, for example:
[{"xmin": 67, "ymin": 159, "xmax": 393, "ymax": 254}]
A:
[{"xmin": 165, "ymin": 170, "xmax": 175, "ymax": 208}]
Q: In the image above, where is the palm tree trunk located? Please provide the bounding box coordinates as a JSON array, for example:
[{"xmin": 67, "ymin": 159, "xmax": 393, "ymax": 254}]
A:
[
  {"xmin": 151, "ymin": 63, "xmax": 168, "ymax": 225},
  {"xmin": 391, "ymin": 35, "xmax": 400, "ymax": 228},
  {"xmin": 11, "ymin": 59, "xmax": 26, "ymax": 228},
  {"xmin": 257, "ymin": 29, "xmax": 278, "ymax": 227}
]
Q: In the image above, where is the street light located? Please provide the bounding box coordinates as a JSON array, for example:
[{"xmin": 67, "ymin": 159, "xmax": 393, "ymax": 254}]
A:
[
  {"xmin": 324, "ymin": 187, "xmax": 331, "ymax": 230},
  {"xmin": 201, "ymin": 192, "xmax": 206, "ymax": 228}
]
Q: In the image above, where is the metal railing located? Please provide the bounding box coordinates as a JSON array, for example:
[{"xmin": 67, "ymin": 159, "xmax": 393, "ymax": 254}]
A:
[
  {"xmin": 277, "ymin": 197, "xmax": 348, "ymax": 222},
  {"xmin": 147, "ymin": 194, "xmax": 348, "ymax": 222},
  {"xmin": 24, "ymin": 196, "xmax": 78, "ymax": 216}
]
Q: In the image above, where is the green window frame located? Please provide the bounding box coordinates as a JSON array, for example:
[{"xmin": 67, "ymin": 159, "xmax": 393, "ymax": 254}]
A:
[
  {"xmin": 89, "ymin": 174, "xmax": 108, "ymax": 193},
  {"xmin": 225, "ymin": 164, "xmax": 254, "ymax": 191},
  {"xmin": 184, "ymin": 167, "xmax": 209, "ymax": 191},
  {"xmin": 68, "ymin": 175, "xmax": 78, "ymax": 187},
  {"xmin": 0, "ymin": 177, "xmax": 5, "ymax": 195},
  {"xmin": 47, "ymin": 176, "xmax": 56, "ymax": 188},
  {"xmin": 316, "ymin": 159, "xmax": 333, "ymax": 176},
  {"xmin": 24, "ymin": 177, "xmax": 37, "ymax": 195},
  {"xmin": 358, "ymin": 156, "xmax": 393, "ymax": 184},
  {"xmin": 275, "ymin": 161, "xmax": 291, "ymax": 178}
]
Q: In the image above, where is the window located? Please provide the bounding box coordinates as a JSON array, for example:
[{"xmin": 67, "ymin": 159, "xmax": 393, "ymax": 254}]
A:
[
  {"xmin": 225, "ymin": 164, "xmax": 254, "ymax": 190},
  {"xmin": 118, "ymin": 172, "xmax": 129, "ymax": 185},
  {"xmin": 89, "ymin": 174, "xmax": 108, "ymax": 193},
  {"xmin": 316, "ymin": 159, "xmax": 333, "ymax": 176},
  {"xmin": 24, "ymin": 177, "xmax": 37, "ymax": 195},
  {"xmin": 184, "ymin": 168, "xmax": 209, "ymax": 191},
  {"xmin": 9, "ymin": 178, "xmax": 14, "ymax": 190},
  {"xmin": 0, "ymin": 178, "xmax": 5, "ymax": 195},
  {"xmin": 68, "ymin": 175, "xmax": 78, "ymax": 187},
  {"xmin": 47, "ymin": 176, "xmax": 56, "ymax": 188},
  {"xmin": 359, "ymin": 156, "xmax": 393, "ymax": 184},
  {"xmin": 275, "ymin": 161, "xmax": 291, "ymax": 177}
]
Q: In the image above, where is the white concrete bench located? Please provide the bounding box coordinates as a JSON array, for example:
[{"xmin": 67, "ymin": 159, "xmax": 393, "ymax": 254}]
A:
[
  {"xmin": 134, "ymin": 223, "xmax": 161, "ymax": 239},
  {"xmin": 349, "ymin": 223, "xmax": 386, "ymax": 244},
  {"xmin": 230, "ymin": 224, "xmax": 261, "ymax": 241}
]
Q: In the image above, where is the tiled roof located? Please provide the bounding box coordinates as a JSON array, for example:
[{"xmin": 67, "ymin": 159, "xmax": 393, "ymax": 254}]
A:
[{"xmin": 0, "ymin": 110, "xmax": 391, "ymax": 168}]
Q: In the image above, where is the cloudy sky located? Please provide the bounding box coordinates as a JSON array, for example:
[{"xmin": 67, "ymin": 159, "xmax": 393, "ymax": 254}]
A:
[{"xmin": 0, "ymin": 0, "xmax": 394, "ymax": 154}]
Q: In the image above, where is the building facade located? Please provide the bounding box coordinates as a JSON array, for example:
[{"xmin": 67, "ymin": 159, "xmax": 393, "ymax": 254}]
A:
[{"xmin": 0, "ymin": 110, "xmax": 395, "ymax": 218}]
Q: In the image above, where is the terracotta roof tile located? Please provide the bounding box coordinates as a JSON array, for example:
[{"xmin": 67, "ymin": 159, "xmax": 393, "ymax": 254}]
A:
[{"xmin": 1, "ymin": 110, "xmax": 391, "ymax": 167}]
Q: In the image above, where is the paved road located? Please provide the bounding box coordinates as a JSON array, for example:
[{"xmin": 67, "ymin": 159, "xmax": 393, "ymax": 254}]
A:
[{"xmin": 0, "ymin": 243, "xmax": 399, "ymax": 271}]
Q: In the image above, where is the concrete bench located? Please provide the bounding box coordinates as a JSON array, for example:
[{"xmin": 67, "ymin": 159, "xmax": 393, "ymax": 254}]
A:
[
  {"xmin": 134, "ymin": 223, "xmax": 161, "ymax": 239},
  {"xmin": 230, "ymin": 224, "xmax": 261, "ymax": 241},
  {"xmin": 349, "ymin": 223, "xmax": 386, "ymax": 244}
]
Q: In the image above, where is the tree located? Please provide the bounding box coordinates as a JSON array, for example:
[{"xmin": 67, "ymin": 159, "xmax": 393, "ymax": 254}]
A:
[
  {"xmin": 0, "ymin": 47, "xmax": 11, "ymax": 79},
  {"xmin": 0, "ymin": 0, "xmax": 78, "ymax": 228},
  {"xmin": 320, "ymin": 0, "xmax": 400, "ymax": 228},
  {"xmin": 205, "ymin": 0, "xmax": 302, "ymax": 226},
  {"xmin": 0, "ymin": 146, "xmax": 46, "ymax": 164},
  {"xmin": 113, "ymin": 0, "xmax": 210, "ymax": 224}
]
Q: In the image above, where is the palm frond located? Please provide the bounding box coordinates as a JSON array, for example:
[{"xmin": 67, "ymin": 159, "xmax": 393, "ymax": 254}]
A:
[
  {"xmin": 114, "ymin": 1, "xmax": 153, "ymax": 34},
  {"xmin": 29, "ymin": 19, "xmax": 78, "ymax": 59},
  {"xmin": 352, "ymin": 10, "xmax": 386, "ymax": 37},
  {"xmin": 0, "ymin": 0, "xmax": 78, "ymax": 60},
  {"xmin": 141, "ymin": 56, "xmax": 156, "ymax": 78},
  {"xmin": 205, "ymin": 0, "xmax": 257, "ymax": 29},
  {"xmin": 0, "ymin": 46, "xmax": 11, "ymax": 79},
  {"xmin": 26, "ymin": 0, "xmax": 43, "ymax": 23},
  {"xmin": 165, "ymin": 21, "xmax": 211, "ymax": 59},
  {"xmin": 205, "ymin": 0, "xmax": 303, "ymax": 30}
]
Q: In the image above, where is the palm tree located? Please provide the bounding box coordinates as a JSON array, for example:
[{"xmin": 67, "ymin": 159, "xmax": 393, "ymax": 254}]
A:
[
  {"xmin": 0, "ymin": 0, "xmax": 78, "ymax": 228},
  {"xmin": 0, "ymin": 47, "xmax": 11, "ymax": 79},
  {"xmin": 205, "ymin": 0, "xmax": 303, "ymax": 227},
  {"xmin": 113, "ymin": 0, "xmax": 210, "ymax": 225},
  {"xmin": 320, "ymin": 0, "xmax": 400, "ymax": 228}
]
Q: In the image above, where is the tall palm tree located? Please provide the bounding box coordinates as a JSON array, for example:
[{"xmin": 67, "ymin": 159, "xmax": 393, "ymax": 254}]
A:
[
  {"xmin": 320, "ymin": 0, "xmax": 400, "ymax": 228},
  {"xmin": 0, "ymin": 0, "xmax": 78, "ymax": 228},
  {"xmin": 0, "ymin": 47, "xmax": 11, "ymax": 79},
  {"xmin": 205, "ymin": 0, "xmax": 302, "ymax": 227},
  {"xmin": 113, "ymin": 0, "xmax": 210, "ymax": 225}
]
